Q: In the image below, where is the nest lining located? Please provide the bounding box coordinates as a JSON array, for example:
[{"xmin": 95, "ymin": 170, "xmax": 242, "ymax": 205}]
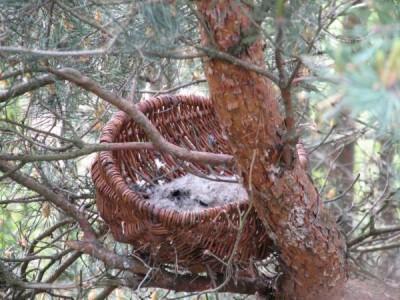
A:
[{"xmin": 129, "ymin": 174, "xmax": 248, "ymax": 212}]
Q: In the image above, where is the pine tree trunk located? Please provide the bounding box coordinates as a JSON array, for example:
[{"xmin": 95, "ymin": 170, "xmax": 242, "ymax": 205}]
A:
[
  {"xmin": 196, "ymin": 1, "xmax": 347, "ymax": 298},
  {"xmin": 328, "ymin": 112, "xmax": 355, "ymax": 233},
  {"xmin": 377, "ymin": 140, "xmax": 399, "ymax": 280}
]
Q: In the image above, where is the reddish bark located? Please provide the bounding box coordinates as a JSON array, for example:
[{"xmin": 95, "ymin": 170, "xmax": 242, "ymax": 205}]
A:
[{"xmin": 196, "ymin": 1, "xmax": 347, "ymax": 298}]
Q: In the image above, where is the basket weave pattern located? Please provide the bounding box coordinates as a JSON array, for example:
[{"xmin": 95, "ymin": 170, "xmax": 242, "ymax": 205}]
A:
[{"xmin": 91, "ymin": 95, "xmax": 273, "ymax": 269}]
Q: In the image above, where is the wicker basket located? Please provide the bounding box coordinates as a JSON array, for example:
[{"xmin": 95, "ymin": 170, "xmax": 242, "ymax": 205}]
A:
[{"xmin": 91, "ymin": 95, "xmax": 273, "ymax": 270}]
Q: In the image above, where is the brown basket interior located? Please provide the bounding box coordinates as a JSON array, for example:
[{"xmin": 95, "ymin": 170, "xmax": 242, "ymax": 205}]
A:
[{"xmin": 92, "ymin": 95, "xmax": 274, "ymax": 270}]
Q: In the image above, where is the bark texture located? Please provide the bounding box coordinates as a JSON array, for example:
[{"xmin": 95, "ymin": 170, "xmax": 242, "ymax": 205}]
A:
[{"xmin": 196, "ymin": 1, "xmax": 347, "ymax": 298}]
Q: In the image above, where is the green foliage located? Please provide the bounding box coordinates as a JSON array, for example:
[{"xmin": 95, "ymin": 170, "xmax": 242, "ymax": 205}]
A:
[{"xmin": 325, "ymin": 1, "xmax": 400, "ymax": 136}]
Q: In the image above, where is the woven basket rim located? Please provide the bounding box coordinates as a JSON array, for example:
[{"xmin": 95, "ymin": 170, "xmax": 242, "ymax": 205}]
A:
[{"xmin": 95, "ymin": 94, "xmax": 250, "ymax": 227}]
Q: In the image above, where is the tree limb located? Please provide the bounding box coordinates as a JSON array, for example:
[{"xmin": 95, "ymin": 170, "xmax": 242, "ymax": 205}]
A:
[
  {"xmin": 0, "ymin": 142, "xmax": 153, "ymax": 162},
  {"xmin": 0, "ymin": 160, "xmax": 96, "ymax": 240},
  {"xmin": 0, "ymin": 75, "xmax": 55, "ymax": 103},
  {"xmin": 348, "ymin": 225, "xmax": 400, "ymax": 248},
  {"xmin": 67, "ymin": 239, "xmax": 274, "ymax": 296},
  {"xmin": 48, "ymin": 67, "xmax": 234, "ymax": 166},
  {"xmin": 0, "ymin": 46, "xmax": 203, "ymax": 59},
  {"xmin": 195, "ymin": 45, "xmax": 279, "ymax": 85}
]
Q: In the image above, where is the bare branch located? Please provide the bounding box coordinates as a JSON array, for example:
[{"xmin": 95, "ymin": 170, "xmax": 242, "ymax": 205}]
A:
[
  {"xmin": 0, "ymin": 46, "xmax": 203, "ymax": 59},
  {"xmin": 66, "ymin": 240, "xmax": 148, "ymax": 274},
  {"xmin": 325, "ymin": 174, "xmax": 360, "ymax": 204},
  {"xmin": 140, "ymin": 271, "xmax": 273, "ymax": 295},
  {"xmin": 48, "ymin": 67, "xmax": 234, "ymax": 166},
  {"xmin": 0, "ymin": 142, "xmax": 153, "ymax": 162},
  {"xmin": 0, "ymin": 195, "xmax": 44, "ymax": 204},
  {"xmin": 0, "ymin": 161, "xmax": 25, "ymax": 181},
  {"xmin": 348, "ymin": 225, "xmax": 400, "ymax": 248},
  {"xmin": 0, "ymin": 160, "xmax": 96, "ymax": 240},
  {"xmin": 195, "ymin": 45, "xmax": 279, "ymax": 85},
  {"xmin": 67, "ymin": 240, "xmax": 273, "ymax": 295},
  {"xmin": 0, "ymin": 75, "xmax": 55, "ymax": 103},
  {"xmin": 0, "ymin": 46, "xmax": 106, "ymax": 57},
  {"xmin": 353, "ymin": 242, "xmax": 400, "ymax": 253},
  {"xmin": 44, "ymin": 252, "xmax": 82, "ymax": 284},
  {"xmin": 0, "ymin": 118, "xmax": 77, "ymax": 144},
  {"xmin": 0, "ymin": 67, "xmax": 47, "ymax": 80},
  {"xmin": 139, "ymin": 79, "xmax": 207, "ymax": 95}
]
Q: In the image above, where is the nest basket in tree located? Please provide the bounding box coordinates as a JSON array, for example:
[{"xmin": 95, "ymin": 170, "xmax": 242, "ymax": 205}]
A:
[{"xmin": 91, "ymin": 95, "xmax": 274, "ymax": 270}]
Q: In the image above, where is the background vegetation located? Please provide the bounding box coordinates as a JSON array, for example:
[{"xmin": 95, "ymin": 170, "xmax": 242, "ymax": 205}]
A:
[{"xmin": 0, "ymin": 0, "xmax": 399, "ymax": 299}]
